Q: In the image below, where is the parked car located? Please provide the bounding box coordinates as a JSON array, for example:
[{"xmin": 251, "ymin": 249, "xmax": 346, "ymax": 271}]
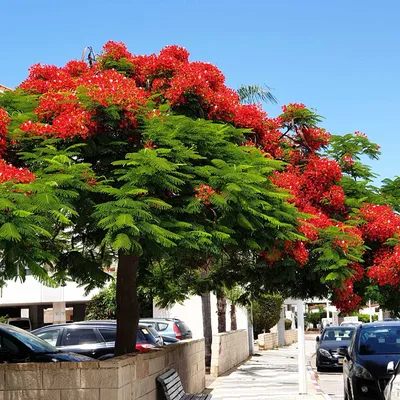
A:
[
  {"xmin": 7, "ymin": 318, "xmax": 32, "ymax": 331},
  {"xmin": 340, "ymin": 321, "xmax": 400, "ymax": 399},
  {"xmin": 139, "ymin": 318, "xmax": 193, "ymax": 340},
  {"xmin": 316, "ymin": 326, "xmax": 355, "ymax": 372},
  {"xmin": 0, "ymin": 323, "xmax": 92, "ymax": 363},
  {"xmin": 32, "ymin": 321, "xmax": 162, "ymax": 360}
]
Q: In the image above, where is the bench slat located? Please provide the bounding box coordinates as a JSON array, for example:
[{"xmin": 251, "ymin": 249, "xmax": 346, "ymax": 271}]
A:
[{"xmin": 157, "ymin": 368, "xmax": 212, "ymax": 400}]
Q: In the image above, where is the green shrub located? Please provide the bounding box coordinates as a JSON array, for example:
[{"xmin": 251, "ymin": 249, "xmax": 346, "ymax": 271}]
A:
[
  {"xmin": 85, "ymin": 280, "xmax": 153, "ymax": 320},
  {"xmin": 305, "ymin": 311, "xmax": 327, "ymax": 328},
  {"xmin": 253, "ymin": 294, "xmax": 283, "ymax": 335},
  {"xmin": 285, "ymin": 318, "xmax": 292, "ymax": 330},
  {"xmin": 345, "ymin": 313, "xmax": 378, "ymax": 323}
]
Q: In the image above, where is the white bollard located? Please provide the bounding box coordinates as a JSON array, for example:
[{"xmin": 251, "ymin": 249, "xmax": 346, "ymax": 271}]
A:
[{"xmin": 297, "ymin": 300, "xmax": 307, "ymax": 394}]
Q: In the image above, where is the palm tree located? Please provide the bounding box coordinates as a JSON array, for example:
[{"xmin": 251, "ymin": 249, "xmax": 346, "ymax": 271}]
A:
[{"xmin": 236, "ymin": 84, "xmax": 278, "ymax": 105}]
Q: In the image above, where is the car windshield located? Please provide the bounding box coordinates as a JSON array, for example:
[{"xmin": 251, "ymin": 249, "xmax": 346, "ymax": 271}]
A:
[
  {"xmin": 322, "ymin": 327, "xmax": 354, "ymax": 341},
  {"xmin": 138, "ymin": 327, "xmax": 157, "ymax": 345},
  {"xmin": 3, "ymin": 325, "xmax": 57, "ymax": 353},
  {"xmin": 359, "ymin": 326, "xmax": 400, "ymax": 355}
]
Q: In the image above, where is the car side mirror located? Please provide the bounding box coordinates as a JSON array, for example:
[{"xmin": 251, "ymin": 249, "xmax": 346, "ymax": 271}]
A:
[
  {"xmin": 316, "ymin": 336, "xmax": 320, "ymax": 342},
  {"xmin": 388, "ymin": 361, "xmax": 395, "ymax": 375},
  {"xmin": 338, "ymin": 347, "xmax": 348, "ymax": 357}
]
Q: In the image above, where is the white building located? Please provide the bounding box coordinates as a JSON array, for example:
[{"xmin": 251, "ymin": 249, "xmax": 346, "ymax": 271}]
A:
[{"xmin": 0, "ymin": 275, "xmax": 100, "ymax": 329}]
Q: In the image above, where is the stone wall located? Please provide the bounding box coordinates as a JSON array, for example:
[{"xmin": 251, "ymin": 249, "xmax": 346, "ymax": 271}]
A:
[
  {"xmin": 210, "ymin": 330, "xmax": 249, "ymax": 377},
  {"xmin": 284, "ymin": 329, "xmax": 298, "ymax": 345},
  {"xmin": 258, "ymin": 330, "xmax": 298, "ymax": 350},
  {"xmin": 0, "ymin": 339, "xmax": 205, "ymax": 400}
]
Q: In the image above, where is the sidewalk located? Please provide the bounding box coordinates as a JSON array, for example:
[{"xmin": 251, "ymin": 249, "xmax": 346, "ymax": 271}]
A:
[{"xmin": 206, "ymin": 343, "xmax": 330, "ymax": 400}]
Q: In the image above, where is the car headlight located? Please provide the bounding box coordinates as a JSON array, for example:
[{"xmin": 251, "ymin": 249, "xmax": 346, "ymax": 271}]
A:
[
  {"xmin": 319, "ymin": 348, "xmax": 331, "ymax": 358},
  {"xmin": 354, "ymin": 363, "xmax": 374, "ymax": 380}
]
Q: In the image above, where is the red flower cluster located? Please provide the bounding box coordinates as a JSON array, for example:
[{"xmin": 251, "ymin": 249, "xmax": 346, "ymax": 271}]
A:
[
  {"xmin": 0, "ymin": 108, "xmax": 10, "ymax": 155},
  {"xmin": 359, "ymin": 204, "xmax": 400, "ymax": 242},
  {"xmin": 301, "ymin": 127, "xmax": 331, "ymax": 151},
  {"xmin": 342, "ymin": 154, "xmax": 354, "ymax": 167},
  {"xmin": 368, "ymin": 246, "xmax": 400, "ymax": 286},
  {"xmin": 195, "ymin": 184, "xmax": 216, "ymax": 206},
  {"xmin": 281, "ymin": 103, "xmax": 306, "ymax": 113},
  {"xmin": 0, "ymin": 159, "xmax": 35, "ymax": 183}
]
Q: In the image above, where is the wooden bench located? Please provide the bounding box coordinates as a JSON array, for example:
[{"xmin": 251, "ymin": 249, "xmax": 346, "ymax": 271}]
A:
[{"xmin": 156, "ymin": 368, "xmax": 212, "ymax": 400}]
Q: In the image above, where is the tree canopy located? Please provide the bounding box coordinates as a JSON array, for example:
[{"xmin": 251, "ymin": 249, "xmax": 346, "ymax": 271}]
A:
[{"xmin": 1, "ymin": 41, "xmax": 400, "ymax": 353}]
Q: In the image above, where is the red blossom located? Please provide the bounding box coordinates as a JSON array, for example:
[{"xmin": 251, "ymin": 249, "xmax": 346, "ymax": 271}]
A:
[
  {"xmin": 359, "ymin": 204, "xmax": 400, "ymax": 242},
  {"xmin": 195, "ymin": 184, "xmax": 216, "ymax": 206},
  {"xmin": 342, "ymin": 154, "xmax": 354, "ymax": 166},
  {"xmin": 0, "ymin": 159, "xmax": 35, "ymax": 183},
  {"xmin": 0, "ymin": 108, "xmax": 10, "ymax": 155}
]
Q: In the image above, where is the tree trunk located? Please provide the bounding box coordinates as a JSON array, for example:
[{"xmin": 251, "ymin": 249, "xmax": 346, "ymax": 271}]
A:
[
  {"xmin": 217, "ymin": 294, "xmax": 227, "ymax": 333},
  {"xmin": 115, "ymin": 252, "xmax": 139, "ymax": 356},
  {"xmin": 230, "ymin": 303, "xmax": 237, "ymax": 331},
  {"xmin": 201, "ymin": 292, "xmax": 213, "ymax": 367}
]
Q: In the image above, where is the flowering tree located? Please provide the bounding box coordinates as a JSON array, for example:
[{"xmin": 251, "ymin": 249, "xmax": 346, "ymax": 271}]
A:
[
  {"xmin": 0, "ymin": 42, "xmax": 303, "ymax": 355},
  {"xmin": 1, "ymin": 40, "xmax": 400, "ymax": 356}
]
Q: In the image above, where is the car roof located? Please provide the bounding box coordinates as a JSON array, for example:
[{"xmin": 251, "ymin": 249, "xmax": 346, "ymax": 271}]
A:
[
  {"xmin": 360, "ymin": 321, "xmax": 400, "ymax": 328},
  {"xmin": 33, "ymin": 321, "xmax": 152, "ymax": 330},
  {"xmin": 139, "ymin": 318, "xmax": 180, "ymax": 322}
]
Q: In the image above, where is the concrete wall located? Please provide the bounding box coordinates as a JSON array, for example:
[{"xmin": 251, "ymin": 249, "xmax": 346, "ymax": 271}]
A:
[
  {"xmin": 153, "ymin": 294, "xmax": 249, "ymax": 339},
  {"xmin": 258, "ymin": 330, "xmax": 297, "ymax": 350},
  {"xmin": 0, "ymin": 339, "xmax": 205, "ymax": 400},
  {"xmin": 210, "ymin": 330, "xmax": 249, "ymax": 377}
]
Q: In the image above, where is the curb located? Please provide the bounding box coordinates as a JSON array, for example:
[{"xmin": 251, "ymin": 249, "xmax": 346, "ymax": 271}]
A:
[{"xmin": 307, "ymin": 364, "xmax": 332, "ymax": 400}]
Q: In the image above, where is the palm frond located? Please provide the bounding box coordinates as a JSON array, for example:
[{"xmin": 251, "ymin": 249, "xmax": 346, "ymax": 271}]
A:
[{"xmin": 237, "ymin": 84, "xmax": 278, "ymax": 105}]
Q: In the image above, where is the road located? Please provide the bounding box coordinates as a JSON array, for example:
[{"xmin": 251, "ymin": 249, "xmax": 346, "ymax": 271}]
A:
[{"xmin": 305, "ymin": 333, "xmax": 344, "ymax": 400}]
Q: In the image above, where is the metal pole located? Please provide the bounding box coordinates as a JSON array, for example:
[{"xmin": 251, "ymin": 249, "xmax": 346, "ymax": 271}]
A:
[
  {"xmin": 369, "ymin": 300, "xmax": 372, "ymax": 323},
  {"xmin": 297, "ymin": 300, "xmax": 307, "ymax": 394},
  {"xmin": 326, "ymin": 298, "xmax": 330, "ymax": 323}
]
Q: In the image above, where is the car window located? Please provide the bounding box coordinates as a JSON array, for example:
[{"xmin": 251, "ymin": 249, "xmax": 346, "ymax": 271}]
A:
[
  {"xmin": 137, "ymin": 329, "xmax": 148, "ymax": 344},
  {"xmin": 36, "ymin": 329, "xmax": 61, "ymax": 347},
  {"xmin": 157, "ymin": 323, "xmax": 169, "ymax": 331},
  {"xmin": 176, "ymin": 321, "xmax": 190, "ymax": 333},
  {"xmin": 138, "ymin": 327, "xmax": 157, "ymax": 345},
  {"xmin": 99, "ymin": 328, "xmax": 116, "ymax": 342},
  {"xmin": 2, "ymin": 325, "xmax": 56, "ymax": 353},
  {"xmin": 359, "ymin": 327, "xmax": 400, "ymax": 355},
  {"xmin": 0, "ymin": 335, "xmax": 21, "ymax": 355},
  {"xmin": 322, "ymin": 328, "xmax": 354, "ymax": 341},
  {"xmin": 64, "ymin": 328, "xmax": 98, "ymax": 346}
]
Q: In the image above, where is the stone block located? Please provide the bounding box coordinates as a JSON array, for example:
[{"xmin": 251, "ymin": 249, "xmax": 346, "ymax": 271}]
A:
[
  {"xmin": 43, "ymin": 369, "xmax": 80, "ymax": 390},
  {"xmin": 119, "ymin": 383, "xmax": 132, "ymax": 400},
  {"xmin": 5, "ymin": 370, "xmax": 42, "ymax": 390},
  {"xmin": 148, "ymin": 355, "xmax": 165, "ymax": 375},
  {"xmin": 100, "ymin": 388, "xmax": 119, "ymax": 400},
  {"xmin": 60, "ymin": 389, "xmax": 99, "ymax": 400},
  {"xmin": 118, "ymin": 365, "xmax": 132, "ymax": 388},
  {"xmin": 135, "ymin": 360, "xmax": 149, "ymax": 380},
  {"xmin": 5, "ymin": 391, "xmax": 59, "ymax": 400},
  {"xmin": 80, "ymin": 368, "xmax": 118, "ymax": 389}
]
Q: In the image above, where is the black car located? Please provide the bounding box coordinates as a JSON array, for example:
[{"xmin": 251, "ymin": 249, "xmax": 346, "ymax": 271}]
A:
[
  {"xmin": 316, "ymin": 326, "xmax": 355, "ymax": 372},
  {"xmin": 341, "ymin": 322, "xmax": 400, "ymax": 400},
  {"xmin": 0, "ymin": 323, "xmax": 92, "ymax": 363},
  {"xmin": 32, "ymin": 321, "xmax": 163, "ymax": 360}
]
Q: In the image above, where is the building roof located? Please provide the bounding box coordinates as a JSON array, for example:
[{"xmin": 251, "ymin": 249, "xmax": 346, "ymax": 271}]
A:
[{"xmin": 0, "ymin": 84, "xmax": 11, "ymax": 92}]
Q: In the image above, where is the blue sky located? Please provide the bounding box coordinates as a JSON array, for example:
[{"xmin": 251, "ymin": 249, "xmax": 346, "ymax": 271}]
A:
[{"xmin": 2, "ymin": 0, "xmax": 399, "ymax": 183}]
